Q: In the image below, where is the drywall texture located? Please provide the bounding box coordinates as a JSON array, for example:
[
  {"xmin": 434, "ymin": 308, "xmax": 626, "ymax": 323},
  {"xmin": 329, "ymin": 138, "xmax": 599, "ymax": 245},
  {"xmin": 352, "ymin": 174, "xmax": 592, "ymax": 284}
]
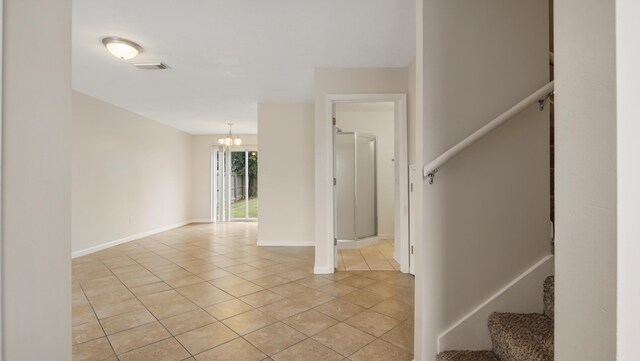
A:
[
  {"xmin": 335, "ymin": 105, "xmax": 395, "ymax": 239},
  {"xmin": 257, "ymin": 104, "xmax": 315, "ymax": 245},
  {"xmin": 314, "ymin": 67, "xmax": 408, "ymax": 272},
  {"xmin": 191, "ymin": 134, "xmax": 258, "ymax": 221},
  {"xmin": 2, "ymin": 0, "xmax": 73, "ymax": 359},
  {"xmin": 72, "ymin": 91, "xmax": 193, "ymax": 254},
  {"xmin": 417, "ymin": 0, "xmax": 550, "ymax": 359},
  {"xmin": 555, "ymin": 0, "xmax": 618, "ymax": 360},
  {"xmin": 617, "ymin": 1, "xmax": 640, "ymax": 359}
]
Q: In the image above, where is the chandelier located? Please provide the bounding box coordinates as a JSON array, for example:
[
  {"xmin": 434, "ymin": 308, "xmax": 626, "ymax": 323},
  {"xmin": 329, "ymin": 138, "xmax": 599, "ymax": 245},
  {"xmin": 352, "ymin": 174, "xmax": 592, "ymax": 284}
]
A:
[{"xmin": 218, "ymin": 123, "xmax": 242, "ymax": 147}]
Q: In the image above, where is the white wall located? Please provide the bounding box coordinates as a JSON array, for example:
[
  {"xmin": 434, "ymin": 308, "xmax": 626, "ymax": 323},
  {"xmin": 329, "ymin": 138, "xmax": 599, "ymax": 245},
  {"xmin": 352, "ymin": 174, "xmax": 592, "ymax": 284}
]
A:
[
  {"xmin": 2, "ymin": 0, "xmax": 72, "ymax": 358},
  {"xmin": 417, "ymin": 0, "xmax": 550, "ymax": 359},
  {"xmin": 191, "ymin": 134, "xmax": 258, "ymax": 221},
  {"xmin": 314, "ymin": 67, "xmax": 409, "ymax": 273},
  {"xmin": 257, "ymin": 104, "xmax": 315, "ymax": 246},
  {"xmin": 617, "ymin": 1, "xmax": 640, "ymax": 359},
  {"xmin": 555, "ymin": 0, "xmax": 618, "ymax": 360},
  {"xmin": 72, "ymin": 91, "xmax": 193, "ymax": 255},
  {"xmin": 335, "ymin": 104, "xmax": 395, "ymax": 239}
]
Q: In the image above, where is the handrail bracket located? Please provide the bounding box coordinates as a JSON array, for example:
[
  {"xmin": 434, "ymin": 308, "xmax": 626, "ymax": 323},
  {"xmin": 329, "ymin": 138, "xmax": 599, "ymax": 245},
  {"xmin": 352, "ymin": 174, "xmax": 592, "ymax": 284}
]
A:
[
  {"xmin": 538, "ymin": 91, "xmax": 554, "ymax": 111},
  {"xmin": 427, "ymin": 169, "xmax": 439, "ymax": 185}
]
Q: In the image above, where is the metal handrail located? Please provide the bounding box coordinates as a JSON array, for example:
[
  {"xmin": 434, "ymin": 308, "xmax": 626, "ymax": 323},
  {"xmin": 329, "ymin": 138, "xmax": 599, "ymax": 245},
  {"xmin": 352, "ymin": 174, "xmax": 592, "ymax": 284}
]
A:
[{"xmin": 423, "ymin": 81, "xmax": 555, "ymax": 184}]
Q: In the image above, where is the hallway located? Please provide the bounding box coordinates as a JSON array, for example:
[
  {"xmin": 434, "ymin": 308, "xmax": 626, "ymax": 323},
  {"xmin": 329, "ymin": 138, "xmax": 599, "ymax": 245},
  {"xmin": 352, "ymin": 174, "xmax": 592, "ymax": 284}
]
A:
[{"xmin": 72, "ymin": 223, "xmax": 414, "ymax": 361}]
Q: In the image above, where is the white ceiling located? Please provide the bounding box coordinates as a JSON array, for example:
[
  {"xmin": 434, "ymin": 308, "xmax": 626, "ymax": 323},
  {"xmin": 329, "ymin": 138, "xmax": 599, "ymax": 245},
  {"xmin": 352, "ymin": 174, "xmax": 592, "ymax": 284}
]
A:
[{"xmin": 72, "ymin": 0, "xmax": 416, "ymax": 134}]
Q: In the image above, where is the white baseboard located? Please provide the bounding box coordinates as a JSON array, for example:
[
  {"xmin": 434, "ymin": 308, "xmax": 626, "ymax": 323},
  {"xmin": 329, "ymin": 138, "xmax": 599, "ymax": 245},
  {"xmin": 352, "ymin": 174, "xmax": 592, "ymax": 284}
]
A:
[
  {"xmin": 438, "ymin": 254, "xmax": 554, "ymax": 352},
  {"xmin": 314, "ymin": 265, "xmax": 333, "ymax": 274},
  {"xmin": 256, "ymin": 240, "xmax": 315, "ymax": 247},
  {"xmin": 190, "ymin": 219, "xmax": 212, "ymax": 223},
  {"xmin": 72, "ymin": 220, "xmax": 194, "ymax": 258}
]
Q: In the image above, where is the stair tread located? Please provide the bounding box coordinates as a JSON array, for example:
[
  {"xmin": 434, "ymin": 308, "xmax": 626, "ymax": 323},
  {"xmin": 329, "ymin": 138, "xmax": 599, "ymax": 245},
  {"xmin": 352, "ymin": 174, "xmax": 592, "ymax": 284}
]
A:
[
  {"xmin": 437, "ymin": 351, "xmax": 499, "ymax": 361},
  {"xmin": 489, "ymin": 312, "xmax": 553, "ymax": 361}
]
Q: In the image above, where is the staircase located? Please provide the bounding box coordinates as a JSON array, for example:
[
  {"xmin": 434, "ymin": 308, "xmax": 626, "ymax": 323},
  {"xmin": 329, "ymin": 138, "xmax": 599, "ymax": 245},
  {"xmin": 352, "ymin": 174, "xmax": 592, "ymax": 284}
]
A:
[{"xmin": 438, "ymin": 275, "xmax": 555, "ymax": 361}]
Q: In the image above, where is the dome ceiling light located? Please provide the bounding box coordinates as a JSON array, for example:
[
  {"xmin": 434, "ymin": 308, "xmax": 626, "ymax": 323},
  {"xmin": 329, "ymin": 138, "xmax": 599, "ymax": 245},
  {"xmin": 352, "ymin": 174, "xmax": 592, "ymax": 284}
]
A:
[
  {"xmin": 102, "ymin": 36, "xmax": 142, "ymax": 60},
  {"xmin": 218, "ymin": 123, "xmax": 242, "ymax": 147}
]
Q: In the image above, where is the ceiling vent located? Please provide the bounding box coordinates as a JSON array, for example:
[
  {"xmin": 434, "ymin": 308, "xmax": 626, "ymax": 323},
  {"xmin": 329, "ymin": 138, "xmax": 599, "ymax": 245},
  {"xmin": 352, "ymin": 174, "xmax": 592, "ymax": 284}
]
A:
[{"xmin": 131, "ymin": 61, "xmax": 169, "ymax": 70}]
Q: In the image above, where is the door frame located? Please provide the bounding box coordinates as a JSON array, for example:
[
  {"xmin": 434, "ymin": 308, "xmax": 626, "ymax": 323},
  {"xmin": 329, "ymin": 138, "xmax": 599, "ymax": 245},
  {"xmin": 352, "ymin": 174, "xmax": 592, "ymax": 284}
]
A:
[
  {"xmin": 211, "ymin": 145, "xmax": 258, "ymax": 223},
  {"xmin": 323, "ymin": 93, "xmax": 410, "ymax": 273}
]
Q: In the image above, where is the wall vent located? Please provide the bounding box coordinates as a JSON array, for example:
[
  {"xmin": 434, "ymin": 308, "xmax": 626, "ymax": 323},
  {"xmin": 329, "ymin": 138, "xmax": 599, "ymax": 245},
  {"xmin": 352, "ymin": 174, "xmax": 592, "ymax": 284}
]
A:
[{"xmin": 131, "ymin": 61, "xmax": 169, "ymax": 70}]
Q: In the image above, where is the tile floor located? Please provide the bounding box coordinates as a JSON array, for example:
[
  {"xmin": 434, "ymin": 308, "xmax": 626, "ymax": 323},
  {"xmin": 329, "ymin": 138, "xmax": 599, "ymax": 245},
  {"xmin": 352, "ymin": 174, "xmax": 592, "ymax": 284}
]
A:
[
  {"xmin": 337, "ymin": 239, "xmax": 400, "ymax": 271},
  {"xmin": 72, "ymin": 223, "xmax": 414, "ymax": 361}
]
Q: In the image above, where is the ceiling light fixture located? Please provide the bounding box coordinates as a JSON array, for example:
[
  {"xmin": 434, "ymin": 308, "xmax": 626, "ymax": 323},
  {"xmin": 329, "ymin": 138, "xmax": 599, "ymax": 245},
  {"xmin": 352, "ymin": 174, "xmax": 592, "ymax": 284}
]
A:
[
  {"xmin": 102, "ymin": 36, "xmax": 142, "ymax": 60},
  {"xmin": 218, "ymin": 123, "xmax": 242, "ymax": 147}
]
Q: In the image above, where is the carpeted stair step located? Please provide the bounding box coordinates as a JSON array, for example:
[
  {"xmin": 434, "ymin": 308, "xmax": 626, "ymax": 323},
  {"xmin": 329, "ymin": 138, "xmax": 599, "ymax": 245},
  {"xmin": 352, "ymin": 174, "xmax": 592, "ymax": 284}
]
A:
[
  {"xmin": 543, "ymin": 275, "xmax": 554, "ymax": 319},
  {"xmin": 437, "ymin": 351, "xmax": 499, "ymax": 361},
  {"xmin": 488, "ymin": 312, "xmax": 553, "ymax": 361}
]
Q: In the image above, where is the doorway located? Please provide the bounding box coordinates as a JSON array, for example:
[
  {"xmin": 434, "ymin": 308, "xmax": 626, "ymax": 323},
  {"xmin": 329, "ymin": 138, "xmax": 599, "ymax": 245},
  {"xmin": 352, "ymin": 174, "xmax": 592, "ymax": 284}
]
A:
[
  {"xmin": 212, "ymin": 147, "xmax": 258, "ymax": 222},
  {"xmin": 326, "ymin": 94, "xmax": 412, "ymax": 274}
]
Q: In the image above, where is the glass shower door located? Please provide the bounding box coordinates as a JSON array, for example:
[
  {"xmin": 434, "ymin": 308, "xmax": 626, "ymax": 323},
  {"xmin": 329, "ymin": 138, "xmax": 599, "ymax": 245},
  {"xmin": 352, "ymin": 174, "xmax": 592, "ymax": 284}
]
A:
[{"xmin": 334, "ymin": 132, "xmax": 377, "ymax": 241}]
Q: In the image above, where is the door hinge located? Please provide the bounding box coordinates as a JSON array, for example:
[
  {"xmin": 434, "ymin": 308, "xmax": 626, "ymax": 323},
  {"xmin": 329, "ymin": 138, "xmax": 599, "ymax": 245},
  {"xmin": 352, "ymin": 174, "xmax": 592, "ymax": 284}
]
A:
[
  {"xmin": 411, "ymin": 245, "xmax": 414, "ymax": 255},
  {"xmin": 410, "ymin": 182, "xmax": 413, "ymax": 192},
  {"xmin": 333, "ymin": 177, "xmax": 337, "ymax": 186},
  {"xmin": 332, "ymin": 117, "xmax": 336, "ymax": 126},
  {"xmin": 334, "ymin": 238, "xmax": 338, "ymax": 246}
]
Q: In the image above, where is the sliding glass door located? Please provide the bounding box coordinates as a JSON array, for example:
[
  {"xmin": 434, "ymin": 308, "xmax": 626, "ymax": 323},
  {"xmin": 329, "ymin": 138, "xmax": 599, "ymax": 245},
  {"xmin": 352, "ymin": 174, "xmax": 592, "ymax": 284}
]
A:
[{"xmin": 213, "ymin": 147, "xmax": 258, "ymax": 222}]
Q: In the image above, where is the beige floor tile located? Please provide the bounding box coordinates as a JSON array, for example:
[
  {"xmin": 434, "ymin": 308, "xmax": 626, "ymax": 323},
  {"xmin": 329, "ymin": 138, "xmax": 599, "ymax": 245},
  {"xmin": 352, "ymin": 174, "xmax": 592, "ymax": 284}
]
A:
[
  {"xmin": 86, "ymin": 287, "xmax": 135, "ymax": 305},
  {"xmin": 316, "ymin": 282, "xmax": 357, "ymax": 297},
  {"xmin": 73, "ymin": 303, "xmax": 98, "ymax": 326},
  {"xmin": 130, "ymin": 282, "xmax": 173, "ymax": 297},
  {"xmin": 348, "ymin": 339, "xmax": 413, "ymax": 361},
  {"xmin": 92, "ymin": 297, "xmax": 146, "ymax": 320},
  {"xmin": 223, "ymin": 263, "xmax": 257, "ymax": 274},
  {"xmin": 371, "ymin": 298, "xmax": 414, "ymax": 321},
  {"xmin": 209, "ymin": 275, "xmax": 247, "ymax": 288},
  {"xmin": 72, "ymin": 321, "xmax": 105, "ymax": 345},
  {"xmin": 146, "ymin": 298, "xmax": 199, "ymax": 319},
  {"xmin": 259, "ymin": 298, "xmax": 310, "ymax": 320},
  {"xmin": 250, "ymin": 275, "xmax": 291, "ymax": 288},
  {"xmin": 244, "ymin": 322, "xmax": 307, "ymax": 356},
  {"xmin": 288, "ymin": 290, "xmax": 335, "ymax": 308},
  {"xmin": 118, "ymin": 338, "xmax": 190, "ymax": 361},
  {"xmin": 160, "ymin": 308, "xmax": 217, "ymax": 335},
  {"xmin": 271, "ymin": 339, "xmax": 343, "ymax": 361},
  {"xmin": 195, "ymin": 337, "xmax": 266, "ymax": 361},
  {"xmin": 177, "ymin": 282, "xmax": 235, "ymax": 307},
  {"xmin": 312, "ymin": 322, "xmax": 375, "ymax": 357},
  {"xmin": 107, "ymin": 321, "xmax": 171, "ymax": 354},
  {"xmin": 218, "ymin": 281, "xmax": 264, "ymax": 297},
  {"xmin": 204, "ymin": 299, "xmax": 254, "ymax": 320},
  {"xmin": 283, "ymin": 309, "xmax": 338, "ymax": 336},
  {"xmin": 71, "ymin": 223, "xmax": 414, "ymax": 360},
  {"xmin": 338, "ymin": 275, "xmax": 378, "ymax": 289},
  {"xmin": 196, "ymin": 268, "xmax": 232, "ymax": 281},
  {"xmin": 222, "ymin": 309, "xmax": 277, "ymax": 335},
  {"xmin": 138, "ymin": 289, "xmax": 187, "ymax": 307},
  {"xmin": 72, "ymin": 337, "xmax": 115, "ymax": 361},
  {"xmin": 240, "ymin": 290, "xmax": 284, "ymax": 308},
  {"xmin": 380, "ymin": 319, "xmax": 414, "ymax": 353},
  {"xmin": 164, "ymin": 274, "xmax": 205, "ymax": 288},
  {"xmin": 345, "ymin": 310, "xmax": 401, "ymax": 337},
  {"xmin": 175, "ymin": 322, "xmax": 238, "ymax": 355},
  {"xmin": 100, "ymin": 309, "xmax": 156, "ymax": 335},
  {"xmin": 295, "ymin": 276, "xmax": 334, "ymax": 289},
  {"xmin": 340, "ymin": 289, "xmax": 388, "ymax": 308},
  {"xmin": 314, "ymin": 299, "xmax": 366, "ymax": 321}
]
